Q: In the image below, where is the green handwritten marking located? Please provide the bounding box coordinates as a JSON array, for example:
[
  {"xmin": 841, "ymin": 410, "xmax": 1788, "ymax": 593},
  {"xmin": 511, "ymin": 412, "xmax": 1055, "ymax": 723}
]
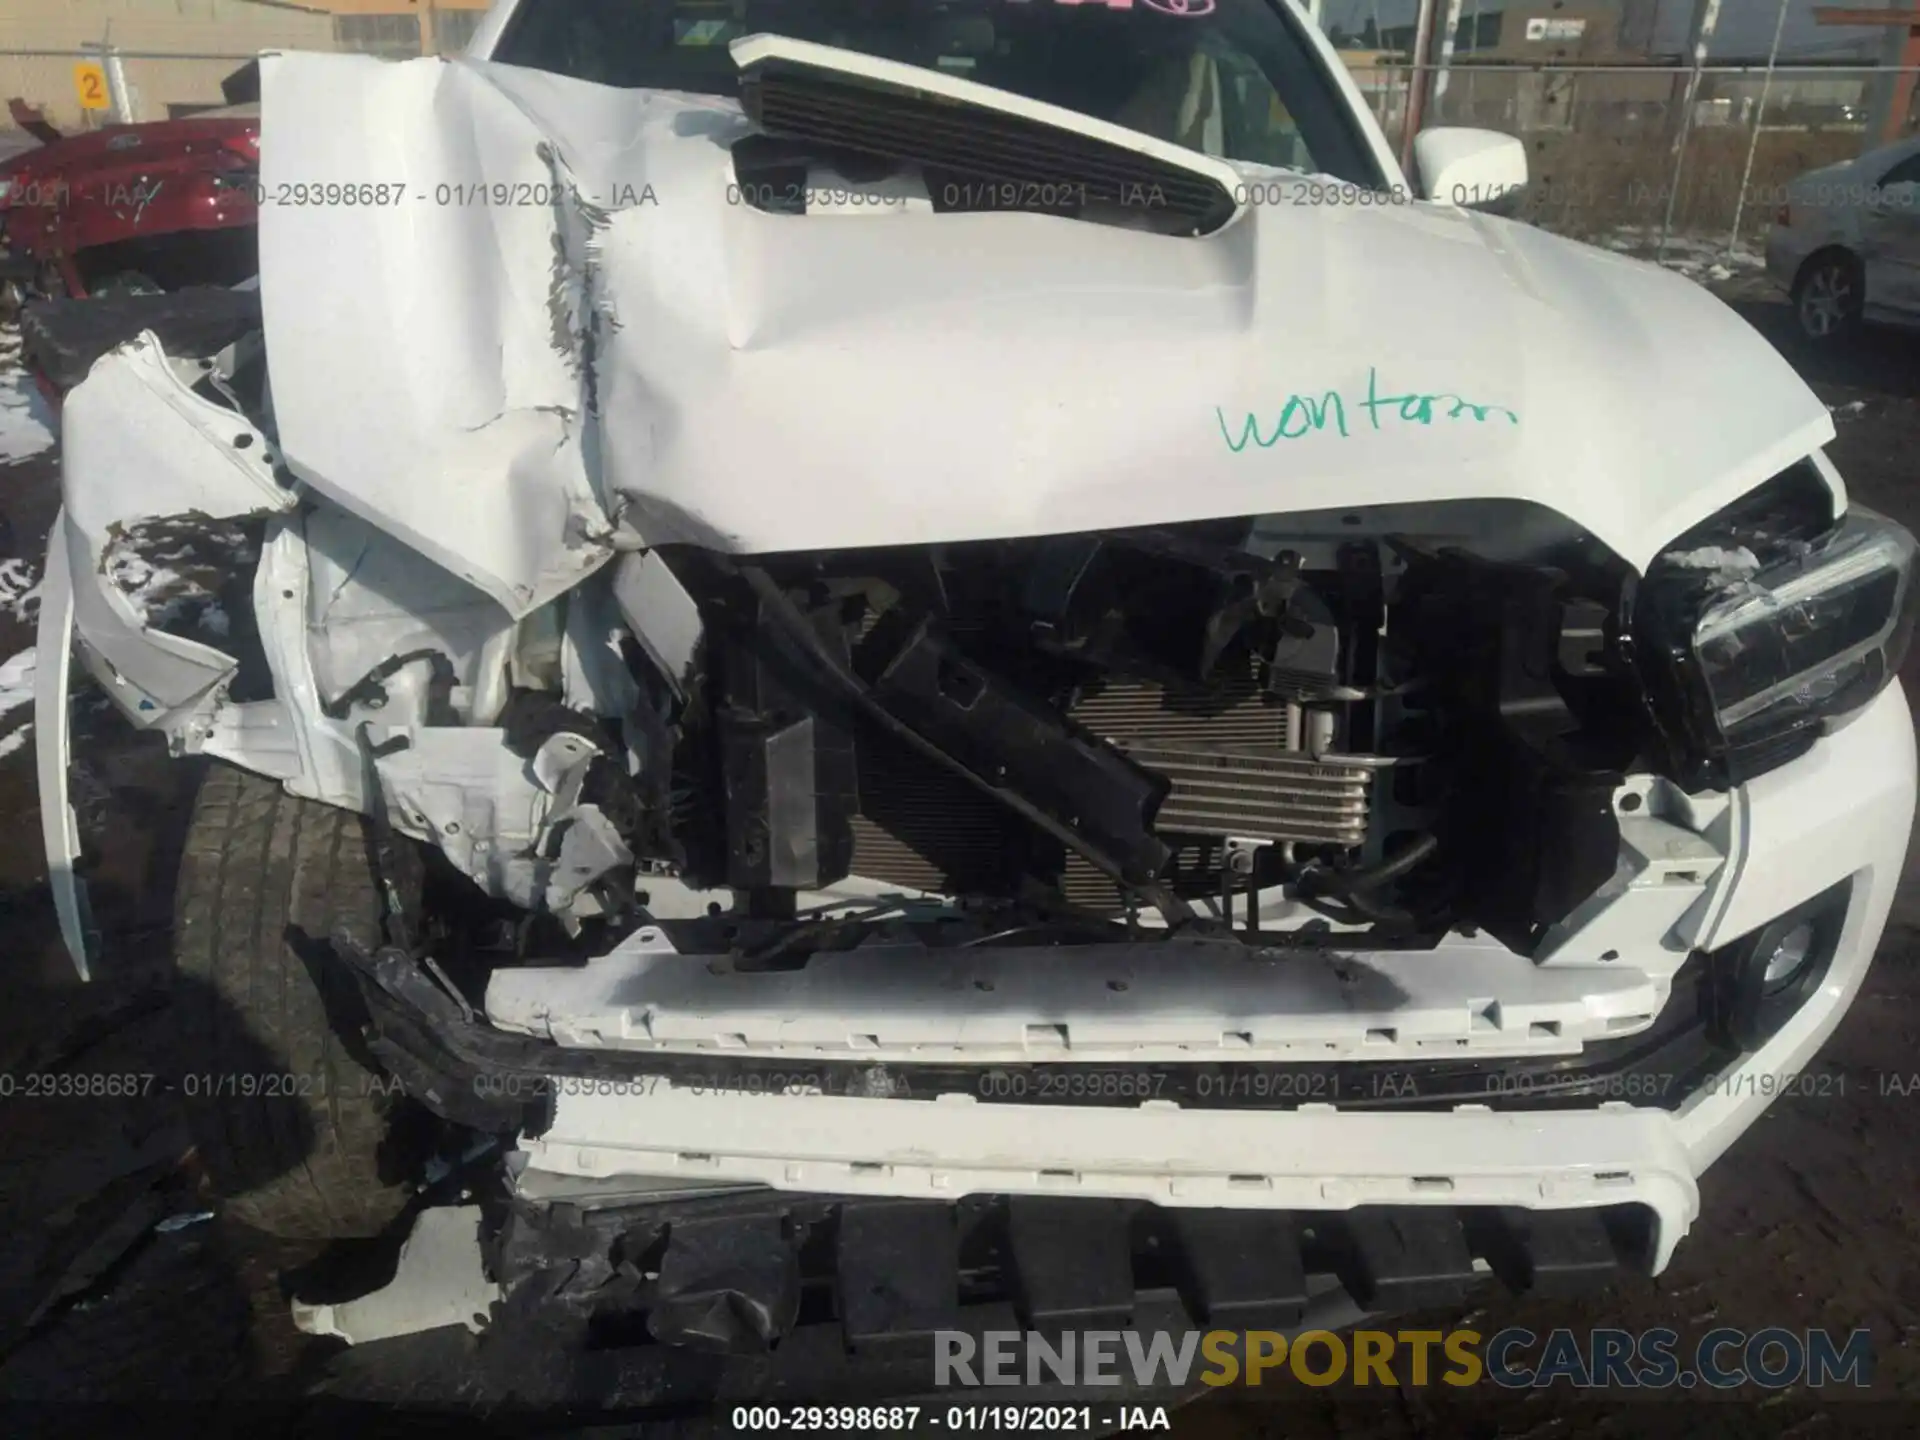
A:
[
  {"xmin": 1220, "ymin": 367, "xmax": 1518, "ymax": 450},
  {"xmin": 1285, "ymin": 391, "xmax": 1349, "ymax": 439},
  {"xmin": 1215, "ymin": 391, "xmax": 1350, "ymax": 450},
  {"xmin": 1361, "ymin": 365, "xmax": 1518, "ymax": 430}
]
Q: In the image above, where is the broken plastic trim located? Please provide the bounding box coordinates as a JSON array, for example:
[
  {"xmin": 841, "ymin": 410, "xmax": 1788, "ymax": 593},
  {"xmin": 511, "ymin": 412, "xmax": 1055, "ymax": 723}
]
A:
[{"xmin": 1638, "ymin": 504, "xmax": 1918, "ymax": 789}]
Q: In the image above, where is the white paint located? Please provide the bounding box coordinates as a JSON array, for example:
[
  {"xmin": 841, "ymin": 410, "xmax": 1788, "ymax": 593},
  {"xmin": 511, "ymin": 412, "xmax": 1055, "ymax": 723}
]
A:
[
  {"xmin": 526, "ymin": 1083, "xmax": 1701, "ymax": 1273},
  {"xmin": 256, "ymin": 44, "xmax": 1833, "ymax": 579},
  {"xmin": 54, "ymin": 332, "xmax": 293, "ymax": 735},
  {"xmin": 485, "ymin": 926, "xmax": 1684, "ymax": 1065},
  {"xmin": 1410, "ymin": 126, "xmax": 1527, "ymax": 206},
  {"xmin": 34, "ymin": 522, "xmax": 93, "ymax": 979}
]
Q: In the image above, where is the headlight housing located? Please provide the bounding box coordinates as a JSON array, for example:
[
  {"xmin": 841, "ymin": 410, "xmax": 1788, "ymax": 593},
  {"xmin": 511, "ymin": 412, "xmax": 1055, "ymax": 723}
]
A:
[{"xmin": 1636, "ymin": 480, "xmax": 1917, "ymax": 789}]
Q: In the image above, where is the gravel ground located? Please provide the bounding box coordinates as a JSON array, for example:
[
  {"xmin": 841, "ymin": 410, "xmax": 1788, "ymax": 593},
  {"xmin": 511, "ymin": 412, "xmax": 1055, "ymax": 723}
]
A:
[{"xmin": 1, "ymin": 283, "xmax": 1919, "ymax": 1436}]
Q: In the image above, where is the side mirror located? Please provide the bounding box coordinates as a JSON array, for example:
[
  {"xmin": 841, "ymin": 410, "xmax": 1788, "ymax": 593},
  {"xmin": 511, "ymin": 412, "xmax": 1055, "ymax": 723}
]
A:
[{"xmin": 1413, "ymin": 127, "xmax": 1529, "ymax": 214}]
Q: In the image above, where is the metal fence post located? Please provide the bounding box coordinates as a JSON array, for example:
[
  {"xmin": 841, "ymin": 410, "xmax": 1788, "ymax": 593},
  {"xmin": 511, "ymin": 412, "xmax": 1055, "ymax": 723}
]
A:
[
  {"xmin": 1725, "ymin": 0, "xmax": 1791, "ymax": 260},
  {"xmin": 1657, "ymin": 0, "xmax": 1722, "ymax": 264},
  {"xmin": 102, "ymin": 45, "xmax": 135, "ymax": 124},
  {"xmin": 1434, "ymin": 0, "xmax": 1465, "ymax": 108}
]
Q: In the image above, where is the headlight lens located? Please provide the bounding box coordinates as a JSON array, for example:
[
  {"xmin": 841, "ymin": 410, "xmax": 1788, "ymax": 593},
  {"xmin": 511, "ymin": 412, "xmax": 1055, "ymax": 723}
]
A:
[{"xmin": 1638, "ymin": 502, "xmax": 1917, "ymax": 787}]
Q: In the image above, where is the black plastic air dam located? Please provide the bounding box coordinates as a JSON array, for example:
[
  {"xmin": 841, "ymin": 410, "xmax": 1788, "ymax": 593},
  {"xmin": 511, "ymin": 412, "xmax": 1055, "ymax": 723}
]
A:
[{"xmin": 307, "ymin": 1193, "xmax": 1654, "ymax": 1416}]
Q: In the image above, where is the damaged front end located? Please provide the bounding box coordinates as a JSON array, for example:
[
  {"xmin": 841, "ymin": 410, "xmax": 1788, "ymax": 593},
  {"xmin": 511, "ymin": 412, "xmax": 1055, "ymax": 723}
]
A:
[{"xmin": 29, "ymin": 34, "xmax": 1920, "ymax": 1363}]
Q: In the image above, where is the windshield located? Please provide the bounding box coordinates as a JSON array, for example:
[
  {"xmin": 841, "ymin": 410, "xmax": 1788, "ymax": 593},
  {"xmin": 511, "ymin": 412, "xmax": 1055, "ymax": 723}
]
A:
[{"xmin": 491, "ymin": 0, "xmax": 1385, "ymax": 188}]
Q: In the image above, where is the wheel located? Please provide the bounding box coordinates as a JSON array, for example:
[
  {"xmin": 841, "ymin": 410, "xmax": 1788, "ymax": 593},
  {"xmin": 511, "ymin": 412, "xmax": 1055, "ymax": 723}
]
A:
[
  {"xmin": 172, "ymin": 762, "xmax": 419, "ymax": 1238},
  {"xmin": 1791, "ymin": 250, "xmax": 1863, "ymax": 343}
]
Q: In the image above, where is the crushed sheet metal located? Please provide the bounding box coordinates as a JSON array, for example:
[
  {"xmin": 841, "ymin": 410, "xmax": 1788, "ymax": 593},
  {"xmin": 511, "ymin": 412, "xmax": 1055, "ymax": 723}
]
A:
[
  {"xmin": 259, "ymin": 53, "xmax": 616, "ymax": 618},
  {"xmin": 56, "ymin": 330, "xmax": 293, "ymax": 732},
  {"xmin": 292, "ymin": 1205, "xmax": 499, "ymax": 1345},
  {"xmin": 259, "ymin": 49, "xmax": 1832, "ymax": 578}
]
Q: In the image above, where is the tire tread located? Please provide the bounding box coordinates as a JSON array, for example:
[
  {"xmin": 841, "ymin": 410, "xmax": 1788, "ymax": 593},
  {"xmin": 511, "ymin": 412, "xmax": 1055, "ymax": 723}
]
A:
[{"xmin": 172, "ymin": 764, "xmax": 412, "ymax": 1238}]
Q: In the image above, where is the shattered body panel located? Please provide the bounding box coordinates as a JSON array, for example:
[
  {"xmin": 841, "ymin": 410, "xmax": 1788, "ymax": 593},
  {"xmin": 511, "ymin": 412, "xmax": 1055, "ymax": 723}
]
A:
[{"xmin": 30, "ymin": 10, "xmax": 1920, "ymax": 1327}]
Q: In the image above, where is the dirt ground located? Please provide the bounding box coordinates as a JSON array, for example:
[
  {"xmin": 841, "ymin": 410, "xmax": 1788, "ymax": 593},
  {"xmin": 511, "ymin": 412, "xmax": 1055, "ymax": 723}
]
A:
[{"xmin": 3, "ymin": 283, "xmax": 1920, "ymax": 1437}]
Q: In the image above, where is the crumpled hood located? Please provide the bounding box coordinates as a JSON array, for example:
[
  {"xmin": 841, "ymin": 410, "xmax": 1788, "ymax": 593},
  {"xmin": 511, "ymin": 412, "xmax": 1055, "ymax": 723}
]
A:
[{"xmin": 257, "ymin": 49, "xmax": 1833, "ymax": 618}]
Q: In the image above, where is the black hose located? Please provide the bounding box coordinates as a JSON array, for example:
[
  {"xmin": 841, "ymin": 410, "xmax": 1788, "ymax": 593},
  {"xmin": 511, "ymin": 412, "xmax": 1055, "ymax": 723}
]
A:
[{"xmin": 1308, "ymin": 832, "xmax": 1440, "ymax": 898}]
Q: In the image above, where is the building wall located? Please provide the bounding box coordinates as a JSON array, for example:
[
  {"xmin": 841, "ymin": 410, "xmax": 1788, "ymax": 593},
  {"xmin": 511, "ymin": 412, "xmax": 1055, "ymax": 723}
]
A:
[
  {"xmin": 1484, "ymin": 2, "xmax": 1631, "ymax": 62},
  {"xmin": 0, "ymin": 0, "xmax": 496, "ymax": 132},
  {"xmin": 0, "ymin": 0, "xmax": 335, "ymax": 128},
  {"xmin": 305, "ymin": 0, "xmax": 493, "ymax": 57}
]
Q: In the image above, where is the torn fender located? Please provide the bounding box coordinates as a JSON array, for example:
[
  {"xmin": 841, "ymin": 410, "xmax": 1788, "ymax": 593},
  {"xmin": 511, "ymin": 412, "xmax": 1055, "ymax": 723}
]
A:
[
  {"xmin": 56, "ymin": 330, "xmax": 294, "ymax": 733},
  {"xmin": 257, "ymin": 52, "xmax": 616, "ymax": 617}
]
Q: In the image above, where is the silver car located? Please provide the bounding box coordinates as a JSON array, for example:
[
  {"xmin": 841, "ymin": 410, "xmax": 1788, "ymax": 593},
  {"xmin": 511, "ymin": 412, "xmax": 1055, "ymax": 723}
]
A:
[{"xmin": 1766, "ymin": 134, "xmax": 1920, "ymax": 342}]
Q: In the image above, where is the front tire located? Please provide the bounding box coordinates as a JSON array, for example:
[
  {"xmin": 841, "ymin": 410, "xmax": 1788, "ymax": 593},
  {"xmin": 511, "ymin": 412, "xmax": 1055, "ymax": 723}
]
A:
[
  {"xmin": 172, "ymin": 763, "xmax": 418, "ymax": 1238},
  {"xmin": 1791, "ymin": 250, "xmax": 1864, "ymax": 343}
]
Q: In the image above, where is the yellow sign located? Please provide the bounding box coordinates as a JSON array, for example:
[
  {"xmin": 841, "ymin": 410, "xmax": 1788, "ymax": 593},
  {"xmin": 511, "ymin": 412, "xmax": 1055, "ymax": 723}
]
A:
[{"xmin": 73, "ymin": 62, "xmax": 108, "ymax": 111}]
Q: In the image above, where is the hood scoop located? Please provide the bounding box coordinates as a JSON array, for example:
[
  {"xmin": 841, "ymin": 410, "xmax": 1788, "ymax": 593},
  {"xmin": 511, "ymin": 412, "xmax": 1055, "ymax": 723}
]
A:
[{"xmin": 730, "ymin": 33, "xmax": 1240, "ymax": 236}]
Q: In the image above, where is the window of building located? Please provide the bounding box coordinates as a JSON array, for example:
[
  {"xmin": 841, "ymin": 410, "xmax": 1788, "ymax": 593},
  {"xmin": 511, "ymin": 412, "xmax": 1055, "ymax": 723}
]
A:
[
  {"xmin": 435, "ymin": 10, "xmax": 486, "ymax": 55},
  {"xmin": 334, "ymin": 13, "xmax": 425, "ymax": 61}
]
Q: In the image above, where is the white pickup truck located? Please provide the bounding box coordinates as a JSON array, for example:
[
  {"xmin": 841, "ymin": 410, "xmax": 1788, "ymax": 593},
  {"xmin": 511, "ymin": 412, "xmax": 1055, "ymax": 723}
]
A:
[{"xmin": 30, "ymin": 0, "xmax": 1916, "ymax": 1397}]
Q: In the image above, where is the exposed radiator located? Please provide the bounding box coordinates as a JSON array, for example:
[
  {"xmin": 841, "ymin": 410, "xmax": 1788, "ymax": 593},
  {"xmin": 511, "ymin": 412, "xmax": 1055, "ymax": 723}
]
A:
[
  {"xmin": 1122, "ymin": 745, "xmax": 1371, "ymax": 847},
  {"xmin": 846, "ymin": 665, "xmax": 1374, "ymax": 906},
  {"xmin": 1068, "ymin": 670, "xmax": 1294, "ymax": 748}
]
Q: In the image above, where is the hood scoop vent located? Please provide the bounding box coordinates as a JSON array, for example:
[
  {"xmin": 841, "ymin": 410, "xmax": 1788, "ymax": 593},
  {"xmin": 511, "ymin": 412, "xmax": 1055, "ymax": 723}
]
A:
[{"xmin": 731, "ymin": 34, "xmax": 1239, "ymax": 237}]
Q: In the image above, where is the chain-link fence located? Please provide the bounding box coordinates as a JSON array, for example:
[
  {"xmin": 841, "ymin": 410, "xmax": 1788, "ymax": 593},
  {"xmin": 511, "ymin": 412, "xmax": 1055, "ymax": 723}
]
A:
[
  {"xmin": 0, "ymin": 26, "xmax": 486, "ymax": 136},
  {"xmin": 1350, "ymin": 61, "xmax": 1914, "ymax": 260}
]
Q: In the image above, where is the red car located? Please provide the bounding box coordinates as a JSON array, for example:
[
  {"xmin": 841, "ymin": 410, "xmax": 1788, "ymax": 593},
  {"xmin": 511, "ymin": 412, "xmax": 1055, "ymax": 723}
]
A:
[{"xmin": 0, "ymin": 96, "xmax": 258, "ymax": 302}]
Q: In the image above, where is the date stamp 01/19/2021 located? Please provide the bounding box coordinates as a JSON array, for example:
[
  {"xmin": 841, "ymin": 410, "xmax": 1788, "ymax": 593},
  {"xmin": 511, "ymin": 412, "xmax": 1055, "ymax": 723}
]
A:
[
  {"xmin": 0, "ymin": 1065, "xmax": 1873, "ymax": 1103},
  {"xmin": 0, "ymin": 1060, "xmax": 1876, "ymax": 1106}
]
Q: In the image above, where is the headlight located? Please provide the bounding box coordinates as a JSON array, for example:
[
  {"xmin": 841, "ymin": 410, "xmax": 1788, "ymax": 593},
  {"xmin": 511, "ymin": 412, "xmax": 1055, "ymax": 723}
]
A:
[{"xmin": 1637, "ymin": 491, "xmax": 1917, "ymax": 788}]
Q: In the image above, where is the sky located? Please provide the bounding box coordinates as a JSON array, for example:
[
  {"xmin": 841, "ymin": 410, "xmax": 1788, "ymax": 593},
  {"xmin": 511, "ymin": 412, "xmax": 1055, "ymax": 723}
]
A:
[{"xmin": 1316, "ymin": 0, "xmax": 1896, "ymax": 60}]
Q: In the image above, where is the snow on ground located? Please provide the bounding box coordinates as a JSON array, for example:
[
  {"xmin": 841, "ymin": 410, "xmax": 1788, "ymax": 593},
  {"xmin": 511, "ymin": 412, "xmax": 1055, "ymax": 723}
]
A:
[
  {"xmin": 1, "ymin": 556, "xmax": 39, "ymax": 626},
  {"xmin": 1593, "ymin": 226, "xmax": 1767, "ymax": 284},
  {"xmin": 0, "ymin": 556, "xmax": 36, "ymax": 622},
  {"xmin": 0, "ymin": 646, "xmax": 32, "ymax": 761},
  {"xmin": 0, "ymin": 323, "xmax": 54, "ymax": 464}
]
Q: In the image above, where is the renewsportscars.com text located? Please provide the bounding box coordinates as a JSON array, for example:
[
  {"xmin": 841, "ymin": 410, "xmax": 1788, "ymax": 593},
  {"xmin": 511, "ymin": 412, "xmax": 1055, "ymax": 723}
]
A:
[{"xmin": 936, "ymin": 1326, "xmax": 1874, "ymax": 1390}]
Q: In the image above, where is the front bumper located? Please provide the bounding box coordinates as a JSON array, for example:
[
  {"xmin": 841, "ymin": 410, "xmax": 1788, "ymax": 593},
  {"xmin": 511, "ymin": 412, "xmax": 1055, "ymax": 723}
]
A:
[{"xmin": 334, "ymin": 685, "xmax": 1916, "ymax": 1280}]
